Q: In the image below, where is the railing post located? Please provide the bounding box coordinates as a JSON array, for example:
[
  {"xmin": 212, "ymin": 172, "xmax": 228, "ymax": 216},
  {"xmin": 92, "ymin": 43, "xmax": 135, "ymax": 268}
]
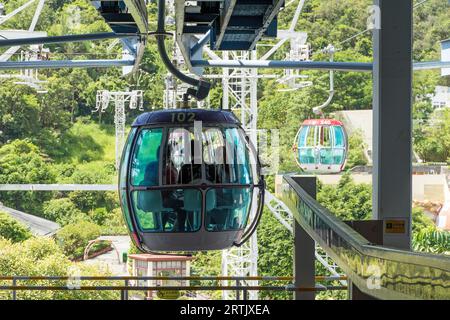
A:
[
  {"xmin": 292, "ymin": 176, "xmax": 316, "ymax": 300},
  {"xmin": 12, "ymin": 278, "xmax": 17, "ymax": 300},
  {"xmin": 124, "ymin": 280, "xmax": 129, "ymax": 300},
  {"xmin": 235, "ymin": 280, "xmax": 240, "ymax": 300},
  {"xmin": 120, "ymin": 280, "xmax": 128, "ymax": 301}
]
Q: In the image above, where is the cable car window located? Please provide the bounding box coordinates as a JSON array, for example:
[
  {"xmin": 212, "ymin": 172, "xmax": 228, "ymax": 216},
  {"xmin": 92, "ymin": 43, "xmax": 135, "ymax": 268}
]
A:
[
  {"xmin": 332, "ymin": 149, "xmax": 345, "ymax": 164},
  {"xmin": 298, "ymin": 126, "xmax": 308, "ymax": 147},
  {"xmin": 320, "ymin": 148, "xmax": 334, "ymax": 164},
  {"xmin": 131, "ymin": 189, "xmax": 201, "ymax": 232},
  {"xmin": 224, "ymin": 128, "xmax": 253, "ymax": 184},
  {"xmin": 322, "ymin": 126, "xmax": 332, "ymax": 147},
  {"xmin": 163, "ymin": 128, "xmax": 201, "ymax": 185},
  {"xmin": 131, "ymin": 128, "xmax": 163, "ymax": 186},
  {"xmin": 333, "ymin": 126, "xmax": 345, "ymax": 147},
  {"xmin": 205, "ymin": 187, "xmax": 252, "ymax": 231},
  {"xmin": 298, "ymin": 126, "xmax": 315, "ymax": 164},
  {"xmin": 306, "ymin": 126, "xmax": 316, "ymax": 146},
  {"xmin": 120, "ymin": 128, "xmax": 136, "ymax": 189},
  {"xmin": 203, "ymin": 128, "xmax": 227, "ymax": 183}
]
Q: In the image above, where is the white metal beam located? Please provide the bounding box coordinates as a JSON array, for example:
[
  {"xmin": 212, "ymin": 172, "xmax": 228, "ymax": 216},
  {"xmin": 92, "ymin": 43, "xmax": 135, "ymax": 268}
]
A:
[{"xmin": 0, "ymin": 184, "xmax": 117, "ymax": 191}]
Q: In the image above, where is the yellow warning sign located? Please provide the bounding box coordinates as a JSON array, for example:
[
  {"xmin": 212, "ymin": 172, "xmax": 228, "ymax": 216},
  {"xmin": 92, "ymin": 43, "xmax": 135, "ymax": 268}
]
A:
[
  {"xmin": 385, "ymin": 220, "xmax": 406, "ymax": 234},
  {"xmin": 157, "ymin": 290, "xmax": 180, "ymax": 300}
]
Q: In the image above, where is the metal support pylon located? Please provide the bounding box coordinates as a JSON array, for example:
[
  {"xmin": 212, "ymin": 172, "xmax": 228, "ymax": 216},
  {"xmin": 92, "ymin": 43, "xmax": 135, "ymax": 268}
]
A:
[
  {"xmin": 222, "ymin": 50, "xmax": 259, "ymax": 300},
  {"xmin": 95, "ymin": 90, "xmax": 143, "ymax": 169}
]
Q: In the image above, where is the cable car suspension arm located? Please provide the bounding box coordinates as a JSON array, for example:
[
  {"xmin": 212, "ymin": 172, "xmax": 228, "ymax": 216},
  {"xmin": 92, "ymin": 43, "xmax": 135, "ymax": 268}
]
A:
[
  {"xmin": 312, "ymin": 45, "xmax": 335, "ymax": 116},
  {"xmin": 156, "ymin": 0, "xmax": 210, "ymax": 101}
]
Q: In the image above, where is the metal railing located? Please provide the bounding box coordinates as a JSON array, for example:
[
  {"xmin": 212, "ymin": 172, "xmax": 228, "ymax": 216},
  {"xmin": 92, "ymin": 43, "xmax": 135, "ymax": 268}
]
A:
[
  {"xmin": 0, "ymin": 275, "xmax": 347, "ymax": 300},
  {"xmin": 281, "ymin": 175, "xmax": 450, "ymax": 300}
]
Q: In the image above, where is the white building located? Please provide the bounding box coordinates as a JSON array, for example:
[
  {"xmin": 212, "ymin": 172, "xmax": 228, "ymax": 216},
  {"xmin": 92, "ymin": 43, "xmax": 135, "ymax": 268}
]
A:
[{"xmin": 430, "ymin": 86, "xmax": 450, "ymax": 109}]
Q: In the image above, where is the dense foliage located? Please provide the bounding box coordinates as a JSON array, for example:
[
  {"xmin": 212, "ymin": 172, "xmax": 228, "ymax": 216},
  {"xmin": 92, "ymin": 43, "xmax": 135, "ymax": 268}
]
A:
[
  {"xmin": 0, "ymin": 212, "xmax": 32, "ymax": 243},
  {"xmin": 55, "ymin": 220, "xmax": 104, "ymax": 260},
  {"xmin": 0, "ymin": 0, "xmax": 449, "ymax": 300},
  {"xmin": 0, "ymin": 237, "xmax": 118, "ymax": 300}
]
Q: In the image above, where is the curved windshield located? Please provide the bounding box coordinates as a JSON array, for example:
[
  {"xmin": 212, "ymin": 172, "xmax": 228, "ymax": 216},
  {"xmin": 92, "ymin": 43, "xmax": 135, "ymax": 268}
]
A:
[
  {"xmin": 205, "ymin": 187, "xmax": 252, "ymax": 231},
  {"xmin": 320, "ymin": 126, "xmax": 346, "ymax": 165},
  {"xmin": 128, "ymin": 125, "xmax": 259, "ymax": 234},
  {"xmin": 131, "ymin": 189, "xmax": 201, "ymax": 232}
]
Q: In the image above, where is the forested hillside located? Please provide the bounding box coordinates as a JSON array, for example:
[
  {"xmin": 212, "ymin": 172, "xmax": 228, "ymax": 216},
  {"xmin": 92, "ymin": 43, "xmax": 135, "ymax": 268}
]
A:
[{"xmin": 0, "ymin": 0, "xmax": 449, "ymax": 300}]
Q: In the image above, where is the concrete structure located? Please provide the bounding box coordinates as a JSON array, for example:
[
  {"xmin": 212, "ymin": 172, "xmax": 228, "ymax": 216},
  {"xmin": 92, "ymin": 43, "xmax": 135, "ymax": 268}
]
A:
[
  {"xmin": 430, "ymin": 86, "xmax": 450, "ymax": 109},
  {"xmin": 372, "ymin": 0, "xmax": 413, "ymax": 250},
  {"xmin": 335, "ymin": 110, "xmax": 373, "ymax": 163}
]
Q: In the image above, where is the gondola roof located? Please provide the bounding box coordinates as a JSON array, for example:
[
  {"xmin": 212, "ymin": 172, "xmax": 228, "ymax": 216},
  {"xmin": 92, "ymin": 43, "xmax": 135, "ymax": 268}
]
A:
[
  {"xmin": 302, "ymin": 119, "xmax": 344, "ymax": 126},
  {"xmin": 132, "ymin": 109, "xmax": 240, "ymax": 127}
]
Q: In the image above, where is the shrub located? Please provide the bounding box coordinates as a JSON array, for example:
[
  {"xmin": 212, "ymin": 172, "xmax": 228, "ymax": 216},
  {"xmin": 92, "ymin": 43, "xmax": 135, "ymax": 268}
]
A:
[
  {"xmin": 0, "ymin": 211, "xmax": 32, "ymax": 243},
  {"xmin": 0, "ymin": 237, "xmax": 118, "ymax": 300},
  {"xmin": 99, "ymin": 208, "xmax": 127, "ymax": 235},
  {"xmin": 413, "ymin": 229, "xmax": 450, "ymax": 254},
  {"xmin": 346, "ymin": 130, "xmax": 368, "ymax": 169},
  {"xmin": 55, "ymin": 221, "xmax": 102, "ymax": 260},
  {"xmin": 412, "ymin": 207, "xmax": 435, "ymax": 232}
]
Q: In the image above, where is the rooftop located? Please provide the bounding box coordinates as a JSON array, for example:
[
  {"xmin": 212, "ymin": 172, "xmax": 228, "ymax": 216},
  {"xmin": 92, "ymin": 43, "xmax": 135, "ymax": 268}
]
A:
[{"xmin": 128, "ymin": 254, "xmax": 194, "ymax": 262}]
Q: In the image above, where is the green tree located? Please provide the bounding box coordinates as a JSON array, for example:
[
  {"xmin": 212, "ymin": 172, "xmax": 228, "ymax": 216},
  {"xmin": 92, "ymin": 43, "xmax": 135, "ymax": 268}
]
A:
[
  {"xmin": 65, "ymin": 163, "xmax": 118, "ymax": 212},
  {"xmin": 317, "ymin": 174, "xmax": 372, "ymax": 220},
  {"xmin": 257, "ymin": 208, "xmax": 293, "ymax": 300},
  {"xmin": 415, "ymin": 109, "xmax": 450, "ymax": 163},
  {"xmin": 413, "ymin": 229, "xmax": 450, "ymax": 254},
  {"xmin": 0, "ymin": 140, "xmax": 56, "ymax": 214},
  {"xmin": 0, "ymin": 82, "xmax": 41, "ymax": 144},
  {"xmin": 42, "ymin": 198, "xmax": 86, "ymax": 226}
]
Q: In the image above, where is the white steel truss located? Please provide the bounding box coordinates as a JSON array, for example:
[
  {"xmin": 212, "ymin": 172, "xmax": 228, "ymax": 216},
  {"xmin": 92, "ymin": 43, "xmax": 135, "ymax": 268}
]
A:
[
  {"xmin": 95, "ymin": 90, "xmax": 143, "ymax": 169},
  {"xmin": 221, "ymin": 50, "xmax": 259, "ymax": 300},
  {"xmin": 0, "ymin": 0, "xmax": 48, "ymax": 91}
]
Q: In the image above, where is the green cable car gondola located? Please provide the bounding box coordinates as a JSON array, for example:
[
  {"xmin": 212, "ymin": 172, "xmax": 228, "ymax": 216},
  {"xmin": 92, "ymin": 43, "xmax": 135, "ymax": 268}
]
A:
[{"xmin": 119, "ymin": 109, "xmax": 265, "ymax": 252}]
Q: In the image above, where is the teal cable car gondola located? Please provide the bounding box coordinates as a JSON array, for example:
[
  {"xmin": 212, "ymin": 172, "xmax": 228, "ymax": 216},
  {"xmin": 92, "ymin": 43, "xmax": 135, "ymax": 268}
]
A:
[
  {"xmin": 293, "ymin": 119, "xmax": 348, "ymax": 173},
  {"xmin": 119, "ymin": 109, "xmax": 265, "ymax": 252}
]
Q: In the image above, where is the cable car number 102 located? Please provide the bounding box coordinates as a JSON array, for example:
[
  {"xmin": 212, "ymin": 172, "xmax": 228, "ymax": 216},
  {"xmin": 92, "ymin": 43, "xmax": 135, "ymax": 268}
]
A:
[{"xmin": 171, "ymin": 112, "xmax": 196, "ymax": 123}]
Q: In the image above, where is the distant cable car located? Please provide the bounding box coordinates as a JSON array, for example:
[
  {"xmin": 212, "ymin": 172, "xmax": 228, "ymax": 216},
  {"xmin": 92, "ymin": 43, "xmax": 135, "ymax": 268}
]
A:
[
  {"xmin": 293, "ymin": 119, "xmax": 348, "ymax": 173},
  {"xmin": 119, "ymin": 109, "xmax": 265, "ymax": 252}
]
